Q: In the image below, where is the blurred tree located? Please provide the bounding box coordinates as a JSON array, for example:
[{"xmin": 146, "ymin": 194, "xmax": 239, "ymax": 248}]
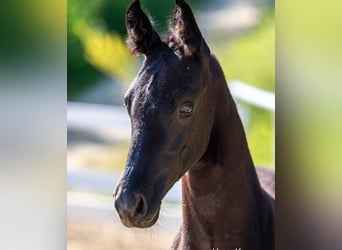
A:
[
  {"xmin": 99, "ymin": 0, "xmax": 202, "ymax": 36},
  {"xmin": 68, "ymin": 0, "xmax": 104, "ymax": 99},
  {"xmin": 74, "ymin": 22, "xmax": 137, "ymax": 82},
  {"xmin": 68, "ymin": 0, "xmax": 203, "ymax": 100}
]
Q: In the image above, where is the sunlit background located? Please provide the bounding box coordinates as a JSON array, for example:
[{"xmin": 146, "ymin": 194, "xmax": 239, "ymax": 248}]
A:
[{"xmin": 67, "ymin": 0, "xmax": 274, "ymax": 249}]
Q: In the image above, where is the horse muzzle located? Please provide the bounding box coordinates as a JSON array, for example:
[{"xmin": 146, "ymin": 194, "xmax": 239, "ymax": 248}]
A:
[{"xmin": 114, "ymin": 185, "xmax": 160, "ymax": 228}]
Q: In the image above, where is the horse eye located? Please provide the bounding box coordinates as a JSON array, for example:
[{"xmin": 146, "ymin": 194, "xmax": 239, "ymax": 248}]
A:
[{"xmin": 179, "ymin": 102, "xmax": 194, "ymax": 117}]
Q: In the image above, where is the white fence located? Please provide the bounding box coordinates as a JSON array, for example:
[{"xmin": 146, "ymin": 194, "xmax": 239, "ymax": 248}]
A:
[
  {"xmin": 229, "ymin": 80, "xmax": 274, "ymax": 111},
  {"xmin": 67, "ymin": 80, "xmax": 275, "ymax": 164},
  {"xmin": 67, "ymin": 80, "xmax": 274, "ymax": 138}
]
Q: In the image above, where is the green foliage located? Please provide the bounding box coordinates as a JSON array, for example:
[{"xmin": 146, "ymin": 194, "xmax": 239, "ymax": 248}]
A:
[
  {"xmin": 74, "ymin": 22, "xmax": 137, "ymax": 83},
  {"xmin": 98, "ymin": 0, "xmax": 129, "ymax": 35},
  {"xmin": 213, "ymin": 17, "xmax": 275, "ymax": 166},
  {"xmin": 214, "ymin": 16, "xmax": 275, "ymax": 92},
  {"xmin": 99, "ymin": 0, "xmax": 201, "ymax": 36},
  {"xmin": 68, "ymin": 0, "xmax": 104, "ymax": 99},
  {"xmin": 247, "ymin": 106, "xmax": 274, "ymax": 166},
  {"xmin": 67, "ymin": 0, "xmax": 203, "ymax": 99}
]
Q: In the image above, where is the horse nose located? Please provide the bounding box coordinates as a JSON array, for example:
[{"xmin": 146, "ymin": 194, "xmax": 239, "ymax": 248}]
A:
[{"xmin": 114, "ymin": 191, "xmax": 148, "ymax": 227}]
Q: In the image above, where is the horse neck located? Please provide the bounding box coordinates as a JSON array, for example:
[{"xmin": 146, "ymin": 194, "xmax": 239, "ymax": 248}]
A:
[{"xmin": 180, "ymin": 55, "xmax": 267, "ymax": 244}]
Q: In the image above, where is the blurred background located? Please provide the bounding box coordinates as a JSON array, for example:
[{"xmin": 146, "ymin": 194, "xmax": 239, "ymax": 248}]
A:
[{"xmin": 67, "ymin": 0, "xmax": 274, "ymax": 249}]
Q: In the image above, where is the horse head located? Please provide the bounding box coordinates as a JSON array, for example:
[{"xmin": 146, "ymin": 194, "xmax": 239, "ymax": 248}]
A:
[{"xmin": 114, "ymin": 0, "xmax": 216, "ymax": 228}]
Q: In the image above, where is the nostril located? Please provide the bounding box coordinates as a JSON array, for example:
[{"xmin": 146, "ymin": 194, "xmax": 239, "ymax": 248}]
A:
[{"xmin": 134, "ymin": 195, "xmax": 146, "ymax": 217}]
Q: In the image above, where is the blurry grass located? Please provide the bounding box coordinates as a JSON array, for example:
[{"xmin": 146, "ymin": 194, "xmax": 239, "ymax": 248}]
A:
[
  {"xmin": 213, "ymin": 16, "xmax": 275, "ymax": 166},
  {"xmin": 246, "ymin": 107, "xmax": 274, "ymax": 167},
  {"xmin": 214, "ymin": 16, "xmax": 275, "ymax": 91},
  {"xmin": 68, "ymin": 219, "xmax": 175, "ymax": 250},
  {"xmin": 68, "ymin": 141, "xmax": 129, "ymax": 172}
]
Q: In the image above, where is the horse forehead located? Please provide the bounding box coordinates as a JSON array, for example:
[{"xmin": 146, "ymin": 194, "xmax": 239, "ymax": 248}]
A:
[
  {"xmin": 131, "ymin": 55, "xmax": 203, "ymax": 101},
  {"xmin": 153, "ymin": 64, "xmax": 201, "ymax": 89},
  {"xmin": 136, "ymin": 67, "xmax": 178, "ymax": 94}
]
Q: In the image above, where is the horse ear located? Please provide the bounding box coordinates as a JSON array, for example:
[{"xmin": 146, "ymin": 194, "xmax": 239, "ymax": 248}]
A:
[
  {"xmin": 172, "ymin": 0, "xmax": 210, "ymax": 57},
  {"xmin": 126, "ymin": 0, "xmax": 162, "ymax": 56}
]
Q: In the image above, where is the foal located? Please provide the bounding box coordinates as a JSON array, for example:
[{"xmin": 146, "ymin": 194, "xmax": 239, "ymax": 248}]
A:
[{"xmin": 114, "ymin": 0, "xmax": 275, "ymax": 249}]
